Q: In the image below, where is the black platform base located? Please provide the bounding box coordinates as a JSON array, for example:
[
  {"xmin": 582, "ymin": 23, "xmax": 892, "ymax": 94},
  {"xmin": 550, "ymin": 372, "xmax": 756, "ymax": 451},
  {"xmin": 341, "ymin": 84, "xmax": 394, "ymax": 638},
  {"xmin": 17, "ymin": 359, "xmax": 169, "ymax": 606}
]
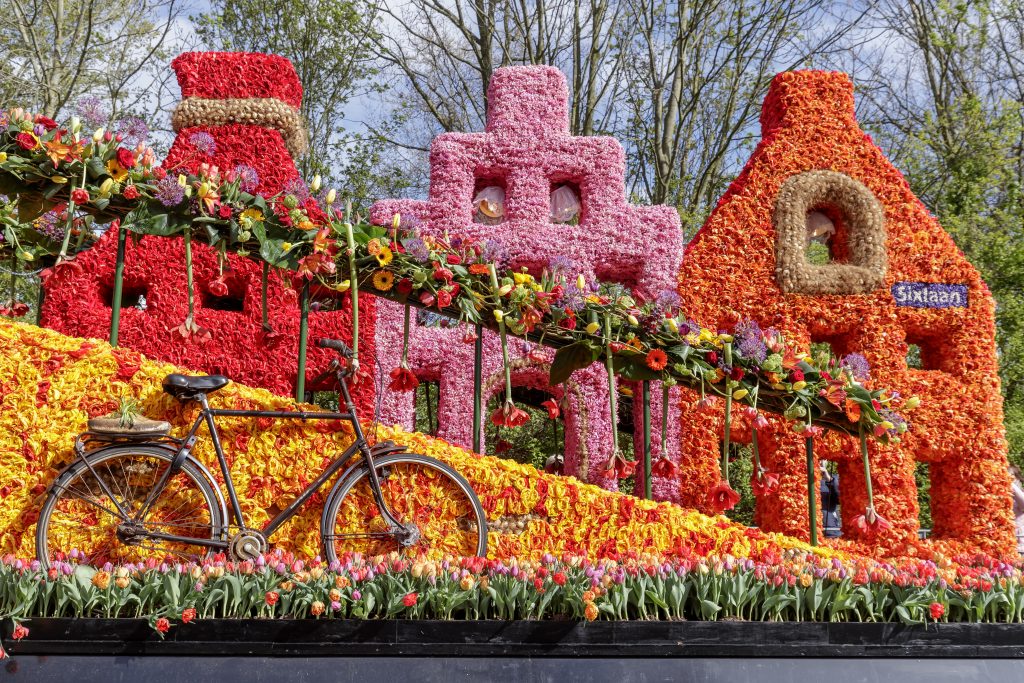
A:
[{"xmin": 3, "ymin": 619, "xmax": 1023, "ymax": 682}]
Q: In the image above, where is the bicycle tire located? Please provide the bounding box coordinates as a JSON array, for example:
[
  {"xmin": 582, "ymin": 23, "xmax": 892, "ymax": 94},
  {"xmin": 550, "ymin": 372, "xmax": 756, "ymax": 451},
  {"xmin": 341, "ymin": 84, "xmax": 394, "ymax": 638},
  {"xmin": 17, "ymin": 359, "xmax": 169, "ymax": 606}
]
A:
[
  {"xmin": 36, "ymin": 445, "xmax": 225, "ymax": 569},
  {"xmin": 322, "ymin": 454, "xmax": 488, "ymax": 562}
]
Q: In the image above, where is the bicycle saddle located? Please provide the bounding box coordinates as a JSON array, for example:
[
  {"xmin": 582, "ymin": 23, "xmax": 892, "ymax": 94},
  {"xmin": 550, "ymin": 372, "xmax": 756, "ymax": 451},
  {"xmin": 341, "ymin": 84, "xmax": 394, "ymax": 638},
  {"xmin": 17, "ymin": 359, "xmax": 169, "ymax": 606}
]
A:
[{"xmin": 162, "ymin": 373, "xmax": 230, "ymax": 400}]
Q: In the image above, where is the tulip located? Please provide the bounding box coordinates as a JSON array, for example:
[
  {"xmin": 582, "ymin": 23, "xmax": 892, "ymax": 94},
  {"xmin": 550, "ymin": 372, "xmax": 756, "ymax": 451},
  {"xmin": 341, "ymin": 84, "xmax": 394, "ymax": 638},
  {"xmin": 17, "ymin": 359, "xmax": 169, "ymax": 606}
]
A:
[
  {"xmin": 576, "ymin": 274, "xmax": 586, "ymax": 291},
  {"xmin": 392, "ymin": 213, "xmax": 401, "ymax": 230},
  {"xmin": 69, "ymin": 116, "xmax": 81, "ymax": 133},
  {"xmin": 905, "ymin": 396, "xmax": 921, "ymax": 410},
  {"xmin": 585, "ymin": 321, "xmax": 601, "ymax": 334},
  {"xmin": 99, "ymin": 177, "xmax": 114, "ymax": 195},
  {"xmin": 92, "ymin": 127, "xmax": 105, "ymax": 143},
  {"xmin": 326, "ymin": 188, "xmax": 337, "ymax": 205},
  {"xmin": 310, "ymin": 174, "xmax": 322, "ymax": 193},
  {"xmin": 177, "ymin": 174, "xmax": 187, "ymax": 187}
]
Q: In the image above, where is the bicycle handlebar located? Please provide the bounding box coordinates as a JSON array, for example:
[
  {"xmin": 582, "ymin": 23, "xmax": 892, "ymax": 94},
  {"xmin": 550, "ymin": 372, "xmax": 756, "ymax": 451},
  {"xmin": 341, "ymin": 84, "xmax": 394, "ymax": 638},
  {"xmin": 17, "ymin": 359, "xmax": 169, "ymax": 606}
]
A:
[{"xmin": 317, "ymin": 338, "xmax": 354, "ymax": 358}]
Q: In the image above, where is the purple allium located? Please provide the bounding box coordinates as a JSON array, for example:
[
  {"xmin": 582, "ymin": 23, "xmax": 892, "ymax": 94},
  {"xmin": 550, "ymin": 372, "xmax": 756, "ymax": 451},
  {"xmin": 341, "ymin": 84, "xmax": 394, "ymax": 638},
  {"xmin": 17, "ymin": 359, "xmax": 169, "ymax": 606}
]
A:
[
  {"xmin": 547, "ymin": 255, "xmax": 576, "ymax": 276},
  {"xmin": 188, "ymin": 131, "xmax": 216, "ymax": 156},
  {"xmin": 733, "ymin": 319, "xmax": 768, "ymax": 363},
  {"xmin": 234, "ymin": 164, "xmax": 260, "ymax": 193},
  {"xmin": 879, "ymin": 408, "xmax": 907, "ymax": 434},
  {"xmin": 840, "ymin": 353, "xmax": 871, "ymax": 382},
  {"xmin": 555, "ymin": 287, "xmax": 586, "ymax": 312},
  {"xmin": 479, "ymin": 239, "xmax": 509, "ymax": 269},
  {"xmin": 76, "ymin": 95, "xmax": 108, "ymax": 129},
  {"xmin": 154, "ymin": 176, "xmax": 185, "ymax": 207},
  {"xmin": 282, "ymin": 178, "xmax": 310, "ymax": 202},
  {"xmin": 654, "ymin": 290, "xmax": 681, "ymax": 312},
  {"xmin": 117, "ymin": 116, "xmax": 149, "ymax": 147},
  {"xmin": 402, "ymin": 237, "xmax": 430, "ymax": 263}
]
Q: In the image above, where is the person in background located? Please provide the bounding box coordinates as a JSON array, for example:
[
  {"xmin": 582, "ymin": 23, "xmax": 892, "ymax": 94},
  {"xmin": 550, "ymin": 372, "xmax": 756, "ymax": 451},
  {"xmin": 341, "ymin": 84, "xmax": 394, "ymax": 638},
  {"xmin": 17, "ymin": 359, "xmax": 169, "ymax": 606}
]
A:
[
  {"xmin": 1011, "ymin": 465, "xmax": 1024, "ymax": 554},
  {"xmin": 820, "ymin": 461, "xmax": 841, "ymax": 538}
]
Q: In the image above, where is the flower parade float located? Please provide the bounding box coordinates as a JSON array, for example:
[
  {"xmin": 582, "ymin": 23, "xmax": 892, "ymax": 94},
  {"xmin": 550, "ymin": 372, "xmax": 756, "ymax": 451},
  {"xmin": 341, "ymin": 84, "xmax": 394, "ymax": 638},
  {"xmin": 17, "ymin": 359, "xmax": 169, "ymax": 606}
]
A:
[{"xmin": 1, "ymin": 52, "xmax": 1024, "ymax": 672}]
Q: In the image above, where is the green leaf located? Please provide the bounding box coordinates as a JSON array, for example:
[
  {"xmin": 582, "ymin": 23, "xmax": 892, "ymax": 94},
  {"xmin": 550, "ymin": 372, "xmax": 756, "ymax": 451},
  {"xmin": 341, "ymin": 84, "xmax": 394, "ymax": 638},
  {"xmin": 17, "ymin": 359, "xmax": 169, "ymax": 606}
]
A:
[{"xmin": 550, "ymin": 341, "xmax": 601, "ymax": 384}]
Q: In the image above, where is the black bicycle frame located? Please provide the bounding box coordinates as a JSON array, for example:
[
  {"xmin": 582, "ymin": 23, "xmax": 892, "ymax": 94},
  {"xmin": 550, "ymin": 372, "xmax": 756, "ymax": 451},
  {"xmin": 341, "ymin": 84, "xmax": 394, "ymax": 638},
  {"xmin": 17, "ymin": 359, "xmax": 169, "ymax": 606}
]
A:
[{"xmin": 130, "ymin": 371, "xmax": 407, "ymax": 549}]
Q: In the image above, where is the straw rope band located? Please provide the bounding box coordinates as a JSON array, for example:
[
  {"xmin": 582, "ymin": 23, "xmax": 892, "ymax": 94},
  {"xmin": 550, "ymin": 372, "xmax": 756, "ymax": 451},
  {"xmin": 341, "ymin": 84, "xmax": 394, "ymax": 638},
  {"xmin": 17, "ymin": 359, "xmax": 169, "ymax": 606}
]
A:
[
  {"xmin": 172, "ymin": 97, "xmax": 308, "ymax": 158},
  {"xmin": 774, "ymin": 170, "xmax": 887, "ymax": 295}
]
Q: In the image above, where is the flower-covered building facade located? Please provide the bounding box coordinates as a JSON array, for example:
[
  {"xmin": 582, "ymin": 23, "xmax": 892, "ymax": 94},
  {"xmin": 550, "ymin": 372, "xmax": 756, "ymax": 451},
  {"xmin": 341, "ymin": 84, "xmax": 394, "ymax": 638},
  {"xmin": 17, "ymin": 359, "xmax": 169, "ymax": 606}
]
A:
[
  {"xmin": 369, "ymin": 66, "xmax": 686, "ymax": 491},
  {"xmin": 675, "ymin": 70, "xmax": 1015, "ymax": 554}
]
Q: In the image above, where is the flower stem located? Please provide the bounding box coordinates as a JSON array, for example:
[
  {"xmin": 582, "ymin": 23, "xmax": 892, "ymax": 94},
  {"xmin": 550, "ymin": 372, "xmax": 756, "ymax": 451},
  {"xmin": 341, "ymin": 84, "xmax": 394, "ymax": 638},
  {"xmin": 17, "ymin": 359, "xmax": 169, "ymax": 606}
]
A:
[
  {"xmin": 261, "ymin": 261, "xmax": 269, "ymax": 330},
  {"xmin": 344, "ymin": 207, "xmax": 359, "ymax": 372},
  {"xmin": 806, "ymin": 411, "xmax": 817, "ymax": 546},
  {"xmin": 660, "ymin": 383, "xmax": 670, "ymax": 455},
  {"xmin": 604, "ymin": 314, "xmax": 619, "ymax": 458},
  {"xmin": 489, "ymin": 264, "xmax": 513, "ymax": 404},
  {"xmin": 184, "ymin": 226, "xmax": 194, "ymax": 320},
  {"xmin": 401, "ymin": 303, "xmax": 411, "ymax": 367},
  {"xmin": 721, "ymin": 342, "xmax": 733, "ymax": 481},
  {"xmin": 860, "ymin": 427, "xmax": 875, "ymax": 508}
]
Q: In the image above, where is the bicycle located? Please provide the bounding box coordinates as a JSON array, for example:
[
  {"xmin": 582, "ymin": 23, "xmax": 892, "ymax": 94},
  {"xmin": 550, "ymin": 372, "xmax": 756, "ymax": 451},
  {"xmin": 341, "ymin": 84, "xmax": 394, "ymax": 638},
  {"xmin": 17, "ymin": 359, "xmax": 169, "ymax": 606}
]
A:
[{"xmin": 35, "ymin": 338, "xmax": 488, "ymax": 568}]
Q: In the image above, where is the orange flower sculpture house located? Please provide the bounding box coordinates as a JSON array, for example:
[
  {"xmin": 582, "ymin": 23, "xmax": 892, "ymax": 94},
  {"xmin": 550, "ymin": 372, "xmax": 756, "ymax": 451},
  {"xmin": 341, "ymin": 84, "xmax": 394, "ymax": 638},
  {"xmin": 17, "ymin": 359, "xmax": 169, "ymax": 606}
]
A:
[{"xmin": 676, "ymin": 70, "xmax": 1015, "ymax": 555}]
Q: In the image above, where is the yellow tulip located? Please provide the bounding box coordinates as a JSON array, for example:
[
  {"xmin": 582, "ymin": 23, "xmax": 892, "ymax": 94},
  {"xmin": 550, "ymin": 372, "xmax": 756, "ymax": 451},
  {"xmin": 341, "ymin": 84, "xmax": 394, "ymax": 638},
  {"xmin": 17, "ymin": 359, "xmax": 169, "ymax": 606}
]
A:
[
  {"xmin": 326, "ymin": 188, "xmax": 337, "ymax": 205},
  {"xmin": 585, "ymin": 321, "xmax": 601, "ymax": 335},
  {"xmin": 793, "ymin": 381, "xmax": 807, "ymax": 391},
  {"xmin": 905, "ymin": 396, "xmax": 921, "ymax": 410},
  {"xmin": 576, "ymin": 274, "xmax": 586, "ymax": 291},
  {"xmin": 392, "ymin": 213, "xmax": 401, "ymax": 230},
  {"xmin": 310, "ymin": 174, "xmax": 322, "ymax": 193},
  {"xmin": 733, "ymin": 389, "xmax": 748, "ymax": 400},
  {"xmin": 626, "ymin": 314, "xmax": 639, "ymax": 326}
]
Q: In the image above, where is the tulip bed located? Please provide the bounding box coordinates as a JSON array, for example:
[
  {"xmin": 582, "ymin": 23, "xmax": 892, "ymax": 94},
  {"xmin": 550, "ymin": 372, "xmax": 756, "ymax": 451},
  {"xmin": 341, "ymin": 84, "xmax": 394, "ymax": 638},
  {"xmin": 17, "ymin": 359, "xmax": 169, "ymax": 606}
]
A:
[{"xmin": 1, "ymin": 549, "xmax": 1023, "ymax": 637}]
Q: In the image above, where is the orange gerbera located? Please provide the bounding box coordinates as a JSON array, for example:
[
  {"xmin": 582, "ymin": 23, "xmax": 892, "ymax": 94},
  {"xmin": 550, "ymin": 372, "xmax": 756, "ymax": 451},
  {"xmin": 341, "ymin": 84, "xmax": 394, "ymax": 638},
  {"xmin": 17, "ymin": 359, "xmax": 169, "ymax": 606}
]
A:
[{"xmin": 645, "ymin": 348, "xmax": 668, "ymax": 370}]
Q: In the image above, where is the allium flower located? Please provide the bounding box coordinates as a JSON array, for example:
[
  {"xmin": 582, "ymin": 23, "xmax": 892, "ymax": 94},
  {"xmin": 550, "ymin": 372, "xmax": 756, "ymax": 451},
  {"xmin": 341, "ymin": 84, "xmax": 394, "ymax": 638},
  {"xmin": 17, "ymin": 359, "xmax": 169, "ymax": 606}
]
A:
[
  {"xmin": 733, "ymin": 319, "xmax": 768, "ymax": 363},
  {"xmin": 188, "ymin": 131, "xmax": 217, "ymax": 157},
  {"xmin": 654, "ymin": 290, "xmax": 681, "ymax": 312},
  {"xmin": 154, "ymin": 176, "xmax": 185, "ymax": 206},
  {"xmin": 547, "ymin": 255, "xmax": 576, "ymax": 276},
  {"xmin": 117, "ymin": 116, "xmax": 149, "ymax": 147},
  {"xmin": 402, "ymin": 237, "xmax": 430, "ymax": 263},
  {"xmin": 282, "ymin": 178, "xmax": 310, "ymax": 202},
  {"xmin": 233, "ymin": 164, "xmax": 260, "ymax": 193},
  {"xmin": 840, "ymin": 353, "xmax": 871, "ymax": 382},
  {"xmin": 479, "ymin": 239, "xmax": 509, "ymax": 268},
  {"xmin": 33, "ymin": 208, "xmax": 66, "ymax": 242},
  {"xmin": 76, "ymin": 95, "xmax": 108, "ymax": 129}
]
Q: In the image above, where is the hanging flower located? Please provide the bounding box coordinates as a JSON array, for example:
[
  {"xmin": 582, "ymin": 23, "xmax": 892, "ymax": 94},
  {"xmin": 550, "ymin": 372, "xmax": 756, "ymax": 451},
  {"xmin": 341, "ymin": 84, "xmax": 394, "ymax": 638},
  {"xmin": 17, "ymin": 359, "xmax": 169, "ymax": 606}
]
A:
[
  {"xmin": 645, "ymin": 348, "xmax": 668, "ymax": 371},
  {"xmin": 853, "ymin": 506, "xmax": 891, "ymax": 537},
  {"xmin": 651, "ymin": 457, "xmax": 679, "ymax": 478},
  {"xmin": 491, "ymin": 400, "xmax": 530, "ymax": 427},
  {"xmin": 388, "ymin": 366, "xmax": 419, "ymax": 392},
  {"xmin": 541, "ymin": 398, "xmax": 560, "ymax": 420},
  {"xmin": 208, "ymin": 277, "xmax": 229, "ymax": 297},
  {"xmin": 750, "ymin": 470, "xmax": 780, "ymax": 496},
  {"xmin": 707, "ymin": 480, "xmax": 741, "ymax": 513}
]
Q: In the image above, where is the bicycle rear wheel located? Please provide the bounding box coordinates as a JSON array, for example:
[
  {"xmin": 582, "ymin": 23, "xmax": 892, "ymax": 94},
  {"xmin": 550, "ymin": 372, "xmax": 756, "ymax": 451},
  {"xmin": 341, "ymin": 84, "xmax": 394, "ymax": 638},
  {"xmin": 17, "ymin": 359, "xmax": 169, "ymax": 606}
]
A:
[
  {"xmin": 322, "ymin": 454, "xmax": 487, "ymax": 562},
  {"xmin": 36, "ymin": 446, "xmax": 225, "ymax": 569}
]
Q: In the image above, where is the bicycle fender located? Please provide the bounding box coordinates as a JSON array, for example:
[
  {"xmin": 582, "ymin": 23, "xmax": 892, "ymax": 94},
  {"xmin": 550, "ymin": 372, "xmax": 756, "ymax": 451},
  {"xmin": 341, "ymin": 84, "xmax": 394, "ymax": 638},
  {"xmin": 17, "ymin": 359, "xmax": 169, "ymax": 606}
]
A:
[{"xmin": 49, "ymin": 443, "xmax": 229, "ymax": 533}]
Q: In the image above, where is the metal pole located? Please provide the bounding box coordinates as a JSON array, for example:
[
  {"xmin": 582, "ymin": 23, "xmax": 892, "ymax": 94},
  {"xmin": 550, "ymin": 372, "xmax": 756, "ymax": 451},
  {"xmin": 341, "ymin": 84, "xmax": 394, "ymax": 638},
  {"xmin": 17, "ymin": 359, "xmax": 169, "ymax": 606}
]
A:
[
  {"xmin": 642, "ymin": 380, "xmax": 652, "ymax": 499},
  {"xmin": 295, "ymin": 280, "xmax": 310, "ymax": 402},
  {"xmin": 109, "ymin": 225, "xmax": 127, "ymax": 346},
  {"xmin": 472, "ymin": 323, "xmax": 483, "ymax": 453},
  {"xmin": 806, "ymin": 435, "xmax": 818, "ymax": 546}
]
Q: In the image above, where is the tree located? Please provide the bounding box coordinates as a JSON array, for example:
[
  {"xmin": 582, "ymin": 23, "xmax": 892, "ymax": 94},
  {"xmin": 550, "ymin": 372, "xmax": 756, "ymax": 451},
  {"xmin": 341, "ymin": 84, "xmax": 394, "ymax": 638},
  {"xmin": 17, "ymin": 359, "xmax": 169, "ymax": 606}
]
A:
[
  {"xmin": 842, "ymin": 0, "xmax": 1024, "ymax": 466},
  {"xmin": 0, "ymin": 0, "xmax": 186, "ymax": 118},
  {"xmin": 194, "ymin": 0, "xmax": 410, "ymax": 201}
]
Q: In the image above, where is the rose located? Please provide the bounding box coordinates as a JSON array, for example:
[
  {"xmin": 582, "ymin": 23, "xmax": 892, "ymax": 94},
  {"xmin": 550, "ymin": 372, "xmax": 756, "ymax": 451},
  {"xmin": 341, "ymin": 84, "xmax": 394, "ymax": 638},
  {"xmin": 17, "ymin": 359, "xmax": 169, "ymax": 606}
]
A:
[
  {"xmin": 34, "ymin": 114, "xmax": 58, "ymax": 130},
  {"xmin": 436, "ymin": 288, "xmax": 452, "ymax": 309},
  {"xmin": 122, "ymin": 185, "xmax": 139, "ymax": 200},
  {"xmin": 396, "ymin": 278, "xmax": 413, "ymax": 296},
  {"xmin": 116, "ymin": 147, "xmax": 137, "ymax": 168},
  {"xmin": 71, "ymin": 188, "xmax": 90, "ymax": 205},
  {"xmin": 218, "ymin": 204, "xmax": 233, "ymax": 219},
  {"xmin": 15, "ymin": 133, "xmax": 37, "ymax": 150}
]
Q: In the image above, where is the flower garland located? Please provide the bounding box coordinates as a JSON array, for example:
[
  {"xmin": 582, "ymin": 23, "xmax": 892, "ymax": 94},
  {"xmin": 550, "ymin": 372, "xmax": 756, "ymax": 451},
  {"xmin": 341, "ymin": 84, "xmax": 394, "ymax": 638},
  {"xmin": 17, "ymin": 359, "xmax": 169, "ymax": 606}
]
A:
[{"xmin": 677, "ymin": 70, "xmax": 1015, "ymax": 555}]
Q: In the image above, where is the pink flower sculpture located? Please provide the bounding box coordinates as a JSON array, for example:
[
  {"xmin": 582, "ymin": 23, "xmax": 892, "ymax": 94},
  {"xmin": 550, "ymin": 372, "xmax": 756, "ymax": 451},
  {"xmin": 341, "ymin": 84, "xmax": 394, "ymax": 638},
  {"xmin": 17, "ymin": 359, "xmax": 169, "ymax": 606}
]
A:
[{"xmin": 370, "ymin": 66, "xmax": 685, "ymax": 491}]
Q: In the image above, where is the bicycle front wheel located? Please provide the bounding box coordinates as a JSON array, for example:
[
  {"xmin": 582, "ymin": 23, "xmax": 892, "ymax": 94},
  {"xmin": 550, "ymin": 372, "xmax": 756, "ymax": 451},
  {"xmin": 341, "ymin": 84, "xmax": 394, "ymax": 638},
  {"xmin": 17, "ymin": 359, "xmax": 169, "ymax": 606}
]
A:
[
  {"xmin": 36, "ymin": 446, "xmax": 225, "ymax": 569},
  {"xmin": 323, "ymin": 454, "xmax": 487, "ymax": 562}
]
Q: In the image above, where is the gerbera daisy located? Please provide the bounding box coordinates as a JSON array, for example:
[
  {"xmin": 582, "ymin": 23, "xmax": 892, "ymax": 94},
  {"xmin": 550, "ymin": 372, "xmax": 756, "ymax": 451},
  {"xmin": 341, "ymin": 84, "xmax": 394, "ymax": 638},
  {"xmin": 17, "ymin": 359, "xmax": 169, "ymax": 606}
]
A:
[
  {"xmin": 645, "ymin": 348, "xmax": 668, "ymax": 370},
  {"xmin": 372, "ymin": 269, "xmax": 394, "ymax": 291}
]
